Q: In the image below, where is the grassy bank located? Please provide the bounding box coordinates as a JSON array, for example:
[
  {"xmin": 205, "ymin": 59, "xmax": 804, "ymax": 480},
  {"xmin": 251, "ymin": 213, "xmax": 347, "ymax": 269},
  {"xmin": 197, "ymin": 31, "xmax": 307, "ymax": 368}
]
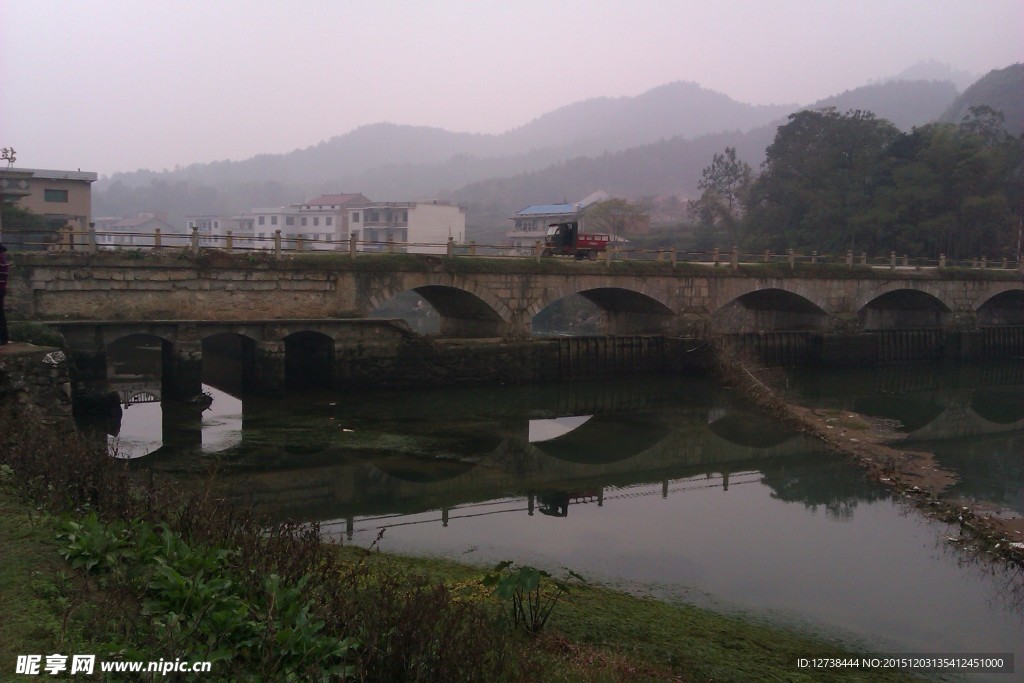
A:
[{"xmin": 0, "ymin": 400, "xmax": 917, "ymax": 682}]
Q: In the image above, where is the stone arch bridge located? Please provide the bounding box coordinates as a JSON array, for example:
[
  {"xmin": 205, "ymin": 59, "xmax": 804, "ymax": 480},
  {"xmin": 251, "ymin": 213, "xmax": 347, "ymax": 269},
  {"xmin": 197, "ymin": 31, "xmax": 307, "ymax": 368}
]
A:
[
  {"xmin": 7, "ymin": 253, "xmax": 1023, "ymax": 396},
  {"xmin": 10, "ymin": 253, "xmax": 1024, "ymax": 337}
]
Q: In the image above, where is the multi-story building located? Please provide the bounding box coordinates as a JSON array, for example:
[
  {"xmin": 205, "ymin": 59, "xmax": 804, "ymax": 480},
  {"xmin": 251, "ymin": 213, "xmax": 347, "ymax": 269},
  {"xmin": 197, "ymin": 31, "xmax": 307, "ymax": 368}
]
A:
[
  {"xmin": 299, "ymin": 193, "xmax": 369, "ymax": 244},
  {"xmin": 1, "ymin": 167, "xmax": 98, "ymax": 248},
  {"xmin": 347, "ymin": 200, "xmax": 466, "ymax": 254}
]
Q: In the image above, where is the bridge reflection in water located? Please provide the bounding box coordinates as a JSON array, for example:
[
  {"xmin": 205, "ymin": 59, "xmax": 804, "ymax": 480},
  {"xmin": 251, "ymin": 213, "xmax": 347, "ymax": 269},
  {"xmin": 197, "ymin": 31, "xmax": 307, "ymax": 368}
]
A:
[
  {"xmin": 86, "ymin": 347, "xmax": 1024, "ymax": 662},
  {"xmin": 91, "ymin": 344, "xmax": 1024, "ymax": 534}
]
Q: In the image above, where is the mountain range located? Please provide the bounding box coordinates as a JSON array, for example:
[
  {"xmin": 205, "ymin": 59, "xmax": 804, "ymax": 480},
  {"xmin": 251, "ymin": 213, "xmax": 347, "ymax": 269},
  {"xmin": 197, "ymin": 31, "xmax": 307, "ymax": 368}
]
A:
[{"xmin": 94, "ymin": 61, "xmax": 1021, "ymax": 240}]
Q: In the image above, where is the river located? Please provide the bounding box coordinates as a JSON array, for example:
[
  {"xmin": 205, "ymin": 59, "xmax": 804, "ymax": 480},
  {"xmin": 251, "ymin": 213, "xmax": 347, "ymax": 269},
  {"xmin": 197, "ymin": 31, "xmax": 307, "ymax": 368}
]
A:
[{"xmin": 88, "ymin": 345, "xmax": 1024, "ymax": 679}]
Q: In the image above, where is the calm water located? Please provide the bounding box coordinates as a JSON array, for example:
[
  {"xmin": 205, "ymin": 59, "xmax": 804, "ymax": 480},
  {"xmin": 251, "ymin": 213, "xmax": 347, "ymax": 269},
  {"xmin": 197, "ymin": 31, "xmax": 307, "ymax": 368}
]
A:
[{"xmin": 90, "ymin": 347, "xmax": 1024, "ymax": 678}]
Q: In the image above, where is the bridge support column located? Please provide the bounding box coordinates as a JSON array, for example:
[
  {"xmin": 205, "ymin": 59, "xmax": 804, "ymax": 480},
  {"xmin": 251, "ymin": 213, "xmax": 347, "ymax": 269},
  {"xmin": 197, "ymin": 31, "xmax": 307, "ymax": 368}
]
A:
[
  {"xmin": 162, "ymin": 341, "xmax": 203, "ymax": 401},
  {"xmin": 251, "ymin": 341, "xmax": 285, "ymax": 395},
  {"xmin": 161, "ymin": 401, "xmax": 204, "ymax": 453}
]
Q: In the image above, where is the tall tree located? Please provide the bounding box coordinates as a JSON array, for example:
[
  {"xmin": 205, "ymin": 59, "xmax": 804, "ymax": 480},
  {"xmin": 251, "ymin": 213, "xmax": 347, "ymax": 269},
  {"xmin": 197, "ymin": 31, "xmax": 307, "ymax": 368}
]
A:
[
  {"xmin": 585, "ymin": 198, "xmax": 647, "ymax": 240},
  {"xmin": 743, "ymin": 109, "xmax": 900, "ymax": 252},
  {"xmin": 689, "ymin": 147, "xmax": 753, "ymax": 247}
]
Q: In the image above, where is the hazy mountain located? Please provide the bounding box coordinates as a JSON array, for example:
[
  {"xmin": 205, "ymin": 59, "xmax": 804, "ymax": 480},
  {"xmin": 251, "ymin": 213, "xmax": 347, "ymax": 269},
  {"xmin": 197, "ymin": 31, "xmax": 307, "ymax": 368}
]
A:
[
  {"xmin": 941, "ymin": 63, "xmax": 1024, "ymax": 135},
  {"xmin": 454, "ymin": 78, "xmax": 965, "ymax": 239},
  {"xmin": 98, "ymin": 82, "xmax": 793, "ymax": 193},
  {"xmin": 879, "ymin": 59, "xmax": 977, "ymax": 91},
  {"xmin": 94, "ymin": 68, "xmax": 1000, "ymax": 235},
  {"xmin": 811, "ymin": 79, "xmax": 958, "ymax": 130}
]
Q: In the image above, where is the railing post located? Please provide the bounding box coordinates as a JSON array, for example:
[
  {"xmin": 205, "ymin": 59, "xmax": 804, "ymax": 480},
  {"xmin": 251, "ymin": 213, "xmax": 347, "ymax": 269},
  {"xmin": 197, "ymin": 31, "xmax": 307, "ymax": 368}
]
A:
[
  {"xmin": 296, "ymin": 236, "xmax": 305, "ymax": 252},
  {"xmin": 846, "ymin": 250, "xmax": 853, "ymax": 267},
  {"xmin": 190, "ymin": 226, "xmax": 199, "ymax": 254},
  {"xmin": 902, "ymin": 254, "xmax": 908, "ymax": 267},
  {"xmin": 1001, "ymin": 258, "xmax": 1007, "ymax": 269},
  {"xmin": 890, "ymin": 251, "xmax": 896, "ymax": 270},
  {"xmin": 670, "ymin": 246, "xmax": 677, "ymax": 267},
  {"xmin": 274, "ymin": 230, "xmax": 282, "ymax": 258},
  {"xmin": 154, "ymin": 228, "xmax": 162, "ymax": 249},
  {"xmin": 87, "ymin": 223, "xmax": 97, "ymax": 254},
  {"xmin": 787, "ymin": 248, "xmax": 795, "ymax": 268},
  {"xmin": 534, "ymin": 240, "xmax": 543, "ymax": 263},
  {"xmin": 763, "ymin": 249, "xmax": 771, "ymax": 263},
  {"xmin": 981, "ymin": 255, "xmax": 987, "ymax": 269},
  {"xmin": 731, "ymin": 245, "xmax": 738, "ymax": 270},
  {"xmin": 469, "ymin": 240, "xmax": 477, "ymax": 256},
  {"xmin": 811, "ymin": 250, "xmax": 818, "ymax": 265},
  {"xmin": 860, "ymin": 252, "xmax": 867, "ymax": 265},
  {"xmin": 713, "ymin": 248, "xmax": 720, "ymax": 267},
  {"xmin": 447, "ymin": 236, "xmax": 454, "ymax": 257},
  {"xmin": 386, "ymin": 236, "xmax": 394, "ymax": 254},
  {"xmin": 349, "ymin": 232, "xmax": 357, "ymax": 258},
  {"xmin": 226, "ymin": 231, "xmax": 233, "ymax": 251},
  {"xmin": 939, "ymin": 253, "xmax": 946, "ymax": 268}
]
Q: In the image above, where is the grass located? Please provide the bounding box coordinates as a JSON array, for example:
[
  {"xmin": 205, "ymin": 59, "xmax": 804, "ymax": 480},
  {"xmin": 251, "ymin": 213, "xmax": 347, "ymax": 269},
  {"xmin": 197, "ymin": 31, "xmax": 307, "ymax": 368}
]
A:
[
  {"xmin": 337, "ymin": 549, "xmax": 917, "ymax": 682},
  {"xmin": 0, "ymin": 471, "xmax": 96, "ymax": 675}
]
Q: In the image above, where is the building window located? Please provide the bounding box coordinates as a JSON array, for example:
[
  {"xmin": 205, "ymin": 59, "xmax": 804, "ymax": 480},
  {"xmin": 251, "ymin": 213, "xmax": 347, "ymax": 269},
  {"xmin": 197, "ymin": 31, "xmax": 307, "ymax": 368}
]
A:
[
  {"xmin": 44, "ymin": 189, "xmax": 68, "ymax": 202},
  {"xmin": 326, "ymin": 217, "xmax": 333, "ymax": 226},
  {"xmin": 313, "ymin": 217, "xmax": 319, "ymax": 226},
  {"xmin": 286, "ymin": 217, "xmax": 294, "ymax": 226},
  {"xmin": 352, "ymin": 212, "xmax": 360, "ymax": 222},
  {"xmin": 271, "ymin": 216, "xmax": 278, "ymax": 226},
  {"xmin": 301, "ymin": 217, "xmax": 307, "ymax": 226},
  {"xmin": 258, "ymin": 216, "xmax": 265, "ymax": 225}
]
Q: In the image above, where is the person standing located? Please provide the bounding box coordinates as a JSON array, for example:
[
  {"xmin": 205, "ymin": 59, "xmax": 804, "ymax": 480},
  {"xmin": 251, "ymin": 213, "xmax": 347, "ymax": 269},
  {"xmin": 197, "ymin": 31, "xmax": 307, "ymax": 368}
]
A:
[{"xmin": 0, "ymin": 244, "xmax": 9, "ymax": 345}]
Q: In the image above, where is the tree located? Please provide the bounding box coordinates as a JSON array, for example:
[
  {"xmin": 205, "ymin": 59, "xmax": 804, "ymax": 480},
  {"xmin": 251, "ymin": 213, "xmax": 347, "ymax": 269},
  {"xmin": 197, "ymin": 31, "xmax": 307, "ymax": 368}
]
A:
[
  {"xmin": 697, "ymin": 147, "xmax": 752, "ymax": 216},
  {"xmin": 689, "ymin": 147, "xmax": 753, "ymax": 247},
  {"xmin": 742, "ymin": 109, "xmax": 900, "ymax": 252},
  {"xmin": 584, "ymin": 198, "xmax": 647, "ymax": 240}
]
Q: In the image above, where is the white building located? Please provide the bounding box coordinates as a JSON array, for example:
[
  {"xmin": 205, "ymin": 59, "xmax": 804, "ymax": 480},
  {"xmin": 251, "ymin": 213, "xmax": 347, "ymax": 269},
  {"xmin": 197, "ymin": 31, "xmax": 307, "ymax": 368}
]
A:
[
  {"xmin": 348, "ymin": 200, "xmax": 466, "ymax": 254},
  {"xmin": 98, "ymin": 212, "xmax": 184, "ymax": 248}
]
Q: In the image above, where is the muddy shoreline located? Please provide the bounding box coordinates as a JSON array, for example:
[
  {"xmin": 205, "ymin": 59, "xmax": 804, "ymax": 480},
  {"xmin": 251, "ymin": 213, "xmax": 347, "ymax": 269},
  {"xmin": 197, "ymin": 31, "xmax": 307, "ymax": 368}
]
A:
[{"xmin": 715, "ymin": 347, "xmax": 1024, "ymax": 568}]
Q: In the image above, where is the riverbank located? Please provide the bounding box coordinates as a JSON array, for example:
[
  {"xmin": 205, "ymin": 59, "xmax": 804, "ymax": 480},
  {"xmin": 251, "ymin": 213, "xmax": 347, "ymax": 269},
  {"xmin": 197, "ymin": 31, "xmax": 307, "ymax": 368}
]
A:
[
  {"xmin": 0, "ymin": 399, "xmax": 918, "ymax": 682},
  {"xmin": 714, "ymin": 343, "xmax": 1024, "ymax": 568}
]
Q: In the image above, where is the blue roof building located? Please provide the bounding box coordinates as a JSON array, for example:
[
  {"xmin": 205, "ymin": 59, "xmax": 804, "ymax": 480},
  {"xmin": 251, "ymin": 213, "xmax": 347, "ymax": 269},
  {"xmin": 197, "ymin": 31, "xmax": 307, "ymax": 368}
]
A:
[{"xmin": 506, "ymin": 192, "xmax": 608, "ymax": 252}]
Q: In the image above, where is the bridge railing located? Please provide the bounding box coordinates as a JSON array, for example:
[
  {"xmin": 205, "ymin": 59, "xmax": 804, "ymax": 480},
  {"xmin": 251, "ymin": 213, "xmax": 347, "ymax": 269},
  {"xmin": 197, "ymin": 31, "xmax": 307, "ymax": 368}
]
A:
[{"xmin": 9, "ymin": 225, "xmax": 1021, "ymax": 272}]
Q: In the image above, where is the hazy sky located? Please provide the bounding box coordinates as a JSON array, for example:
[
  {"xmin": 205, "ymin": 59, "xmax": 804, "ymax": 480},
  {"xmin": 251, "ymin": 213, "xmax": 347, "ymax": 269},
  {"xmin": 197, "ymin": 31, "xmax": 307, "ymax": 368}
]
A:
[{"xmin": 2, "ymin": 0, "xmax": 1021, "ymax": 177}]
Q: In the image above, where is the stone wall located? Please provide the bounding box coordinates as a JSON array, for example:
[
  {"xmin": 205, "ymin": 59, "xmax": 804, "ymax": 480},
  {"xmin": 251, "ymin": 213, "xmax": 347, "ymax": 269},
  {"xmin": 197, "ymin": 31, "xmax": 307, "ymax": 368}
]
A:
[{"xmin": 0, "ymin": 345, "xmax": 75, "ymax": 432}]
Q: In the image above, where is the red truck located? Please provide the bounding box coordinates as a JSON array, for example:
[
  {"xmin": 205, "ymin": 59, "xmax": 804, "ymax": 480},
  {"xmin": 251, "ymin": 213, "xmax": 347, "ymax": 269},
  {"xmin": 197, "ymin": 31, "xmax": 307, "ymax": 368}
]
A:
[{"xmin": 542, "ymin": 221, "xmax": 610, "ymax": 260}]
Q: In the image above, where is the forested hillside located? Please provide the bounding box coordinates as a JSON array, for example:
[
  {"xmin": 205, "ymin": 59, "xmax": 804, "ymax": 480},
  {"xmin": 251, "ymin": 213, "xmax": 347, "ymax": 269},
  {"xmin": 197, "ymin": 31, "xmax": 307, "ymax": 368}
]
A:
[{"xmin": 942, "ymin": 63, "xmax": 1024, "ymax": 135}]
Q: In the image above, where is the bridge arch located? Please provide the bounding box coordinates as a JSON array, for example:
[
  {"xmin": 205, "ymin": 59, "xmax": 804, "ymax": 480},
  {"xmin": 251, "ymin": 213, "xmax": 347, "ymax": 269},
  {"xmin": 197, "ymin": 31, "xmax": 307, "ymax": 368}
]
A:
[
  {"xmin": 858, "ymin": 288, "xmax": 951, "ymax": 330},
  {"xmin": 977, "ymin": 287, "xmax": 1024, "ymax": 326},
  {"xmin": 711, "ymin": 288, "xmax": 828, "ymax": 333},
  {"xmin": 530, "ymin": 285, "xmax": 676, "ymax": 336},
  {"xmin": 368, "ymin": 278, "xmax": 509, "ymax": 337},
  {"xmin": 283, "ymin": 330, "xmax": 334, "ymax": 389}
]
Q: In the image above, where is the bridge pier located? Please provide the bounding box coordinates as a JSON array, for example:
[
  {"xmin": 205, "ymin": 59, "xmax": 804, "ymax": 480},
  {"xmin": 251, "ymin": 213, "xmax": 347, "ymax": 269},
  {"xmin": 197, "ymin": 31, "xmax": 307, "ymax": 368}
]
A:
[
  {"xmin": 251, "ymin": 341, "xmax": 286, "ymax": 395},
  {"xmin": 161, "ymin": 400, "xmax": 204, "ymax": 452},
  {"xmin": 162, "ymin": 341, "xmax": 203, "ymax": 401}
]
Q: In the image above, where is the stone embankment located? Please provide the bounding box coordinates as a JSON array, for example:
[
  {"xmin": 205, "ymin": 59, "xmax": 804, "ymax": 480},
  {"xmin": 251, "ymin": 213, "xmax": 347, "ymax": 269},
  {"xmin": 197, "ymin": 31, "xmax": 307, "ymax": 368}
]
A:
[
  {"xmin": 0, "ymin": 343, "xmax": 75, "ymax": 432},
  {"xmin": 714, "ymin": 343, "xmax": 1024, "ymax": 568}
]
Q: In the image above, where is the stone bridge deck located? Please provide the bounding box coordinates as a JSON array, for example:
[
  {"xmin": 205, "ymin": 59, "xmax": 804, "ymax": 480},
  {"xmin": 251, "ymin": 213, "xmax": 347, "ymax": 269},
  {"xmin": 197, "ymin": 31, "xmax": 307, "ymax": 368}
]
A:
[{"xmin": 8, "ymin": 252, "xmax": 1023, "ymax": 337}]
